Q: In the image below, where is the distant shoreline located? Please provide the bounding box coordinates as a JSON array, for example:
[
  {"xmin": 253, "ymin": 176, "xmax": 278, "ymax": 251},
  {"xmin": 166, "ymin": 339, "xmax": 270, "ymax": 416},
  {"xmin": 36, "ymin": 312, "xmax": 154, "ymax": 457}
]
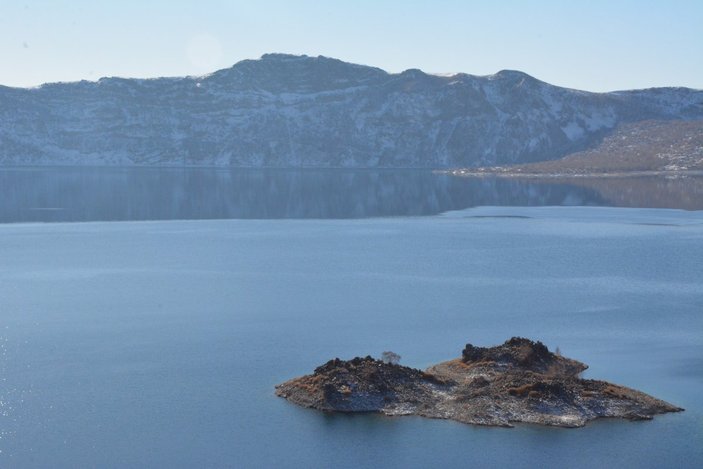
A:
[{"xmin": 442, "ymin": 169, "xmax": 703, "ymax": 179}]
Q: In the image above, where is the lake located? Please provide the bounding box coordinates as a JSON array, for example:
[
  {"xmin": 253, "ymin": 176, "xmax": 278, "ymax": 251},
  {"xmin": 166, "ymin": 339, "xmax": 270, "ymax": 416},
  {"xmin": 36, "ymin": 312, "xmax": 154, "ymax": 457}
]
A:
[
  {"xmin": 0, "ymin": 168, "xmax": 702, "ymax": 468},
  {"xmin": 1, "ymin": 167, "xmax": 703, "ymax": 224}
]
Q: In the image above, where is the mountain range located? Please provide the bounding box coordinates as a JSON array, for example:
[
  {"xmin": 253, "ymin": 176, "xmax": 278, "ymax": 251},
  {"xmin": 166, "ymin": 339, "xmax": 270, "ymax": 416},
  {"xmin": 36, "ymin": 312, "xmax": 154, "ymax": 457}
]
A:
[{"xmin": 1, "ymin": 53, "xmax": 701, "ymax": 168}]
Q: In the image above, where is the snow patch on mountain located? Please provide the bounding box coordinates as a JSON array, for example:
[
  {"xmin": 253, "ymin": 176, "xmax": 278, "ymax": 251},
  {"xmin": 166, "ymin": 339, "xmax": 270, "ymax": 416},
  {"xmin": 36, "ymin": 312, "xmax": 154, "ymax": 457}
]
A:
[{"xmin": 1, "ymin": 54, "xmax": 702, "ymax": 168}]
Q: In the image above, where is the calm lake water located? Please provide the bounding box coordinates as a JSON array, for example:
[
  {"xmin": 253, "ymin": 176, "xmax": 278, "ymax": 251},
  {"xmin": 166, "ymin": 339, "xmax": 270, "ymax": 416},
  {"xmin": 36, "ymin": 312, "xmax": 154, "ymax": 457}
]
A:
[
  {"xmin": 1, "ymin": 167, "xmax": 702, "ymax": 223},
  {"xmin": 0, "ymin": 168, "xmax": 702, "ymax": 468}
]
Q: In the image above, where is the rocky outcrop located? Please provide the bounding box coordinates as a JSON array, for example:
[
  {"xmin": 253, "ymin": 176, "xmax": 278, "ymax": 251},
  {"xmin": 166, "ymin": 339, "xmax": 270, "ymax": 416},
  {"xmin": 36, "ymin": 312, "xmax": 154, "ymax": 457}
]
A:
[{"xmin": 275, "ymin": 338, "xmax": 682, "ymax": 428}]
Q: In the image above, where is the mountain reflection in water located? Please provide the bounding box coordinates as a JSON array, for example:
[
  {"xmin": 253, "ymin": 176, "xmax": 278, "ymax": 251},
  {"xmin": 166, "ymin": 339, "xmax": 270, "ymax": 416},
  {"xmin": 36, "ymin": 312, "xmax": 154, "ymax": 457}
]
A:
[{"xmin": 0, "ymin": 167, "xmax": 700, "ymax": 223}]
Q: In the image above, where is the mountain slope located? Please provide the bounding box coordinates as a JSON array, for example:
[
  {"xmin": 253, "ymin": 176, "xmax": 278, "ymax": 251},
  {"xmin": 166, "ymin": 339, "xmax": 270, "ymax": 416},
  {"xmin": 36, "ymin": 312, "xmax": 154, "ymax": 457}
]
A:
[
  {"xmin": 1, "ymin": 54, "xmax": 702, "ymax": 168},
  {"xmin": 453, "ymin": 120, "xmax": 703, "ymax": 175}
]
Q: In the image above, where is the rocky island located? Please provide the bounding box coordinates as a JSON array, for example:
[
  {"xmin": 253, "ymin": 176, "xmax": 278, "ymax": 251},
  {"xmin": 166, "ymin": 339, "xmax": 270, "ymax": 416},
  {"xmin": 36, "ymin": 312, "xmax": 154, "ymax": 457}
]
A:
[{"xmin": 275, "ymin": 338, "xmax": 682, "ymax": 428}]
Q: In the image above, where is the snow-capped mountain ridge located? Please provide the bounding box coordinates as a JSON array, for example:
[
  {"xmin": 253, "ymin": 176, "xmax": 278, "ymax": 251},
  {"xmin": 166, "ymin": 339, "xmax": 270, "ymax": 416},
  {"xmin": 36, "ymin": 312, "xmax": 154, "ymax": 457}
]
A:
[{"xmin": 1, "ymin": 54, "xmax": 701, "ymax": 167}]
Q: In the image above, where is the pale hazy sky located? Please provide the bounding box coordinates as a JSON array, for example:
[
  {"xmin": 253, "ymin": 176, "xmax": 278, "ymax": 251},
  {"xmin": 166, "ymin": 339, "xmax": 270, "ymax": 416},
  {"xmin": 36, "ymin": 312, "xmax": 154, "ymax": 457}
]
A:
[{"xmin": 2, "ymin": 0, "xmax": 702, "ymax": 91}]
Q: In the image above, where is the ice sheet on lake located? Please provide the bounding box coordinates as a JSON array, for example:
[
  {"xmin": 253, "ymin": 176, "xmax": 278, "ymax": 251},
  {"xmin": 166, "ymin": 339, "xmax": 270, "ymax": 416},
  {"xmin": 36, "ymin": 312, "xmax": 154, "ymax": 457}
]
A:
[{"xmin": 441, "ymin": 206, "xmax": 703, "ymax": 225}]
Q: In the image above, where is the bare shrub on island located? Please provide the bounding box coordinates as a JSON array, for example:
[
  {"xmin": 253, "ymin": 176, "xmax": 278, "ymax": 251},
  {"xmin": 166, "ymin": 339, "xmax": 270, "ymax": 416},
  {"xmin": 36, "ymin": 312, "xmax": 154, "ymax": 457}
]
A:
[{"xmin": 381, "ymin": 351, "xmax": 401, "ymax": 365}]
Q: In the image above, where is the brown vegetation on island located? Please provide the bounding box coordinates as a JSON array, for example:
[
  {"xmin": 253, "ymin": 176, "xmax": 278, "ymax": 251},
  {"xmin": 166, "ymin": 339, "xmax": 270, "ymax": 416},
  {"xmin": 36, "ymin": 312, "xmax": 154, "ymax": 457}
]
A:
[{"xmin": 276, "ymin": 338, "xmax": 683, "ymax": 428}]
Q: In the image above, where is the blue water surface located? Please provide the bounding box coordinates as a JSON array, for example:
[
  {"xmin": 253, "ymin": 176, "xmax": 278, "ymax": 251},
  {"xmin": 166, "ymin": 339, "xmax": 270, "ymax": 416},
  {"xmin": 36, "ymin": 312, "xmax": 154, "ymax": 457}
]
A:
[{"xmin": 1, "ymin": 204, "xmax": 701, "ymax": 468}]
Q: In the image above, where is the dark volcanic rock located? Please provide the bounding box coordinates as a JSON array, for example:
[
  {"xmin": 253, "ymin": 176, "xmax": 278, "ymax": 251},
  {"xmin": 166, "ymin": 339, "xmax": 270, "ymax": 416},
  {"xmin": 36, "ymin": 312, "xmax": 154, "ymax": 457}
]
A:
[
  {"xmin": 276, "ymin": 355, "xmax": 447, "ymax": 414},
  {"xmin": 461, "ymin": 337, "xmax": 587, "ymax": 376},
  {"xmin": 275, "ymin": 337, "xmax": 683, "ymax": 428}
]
